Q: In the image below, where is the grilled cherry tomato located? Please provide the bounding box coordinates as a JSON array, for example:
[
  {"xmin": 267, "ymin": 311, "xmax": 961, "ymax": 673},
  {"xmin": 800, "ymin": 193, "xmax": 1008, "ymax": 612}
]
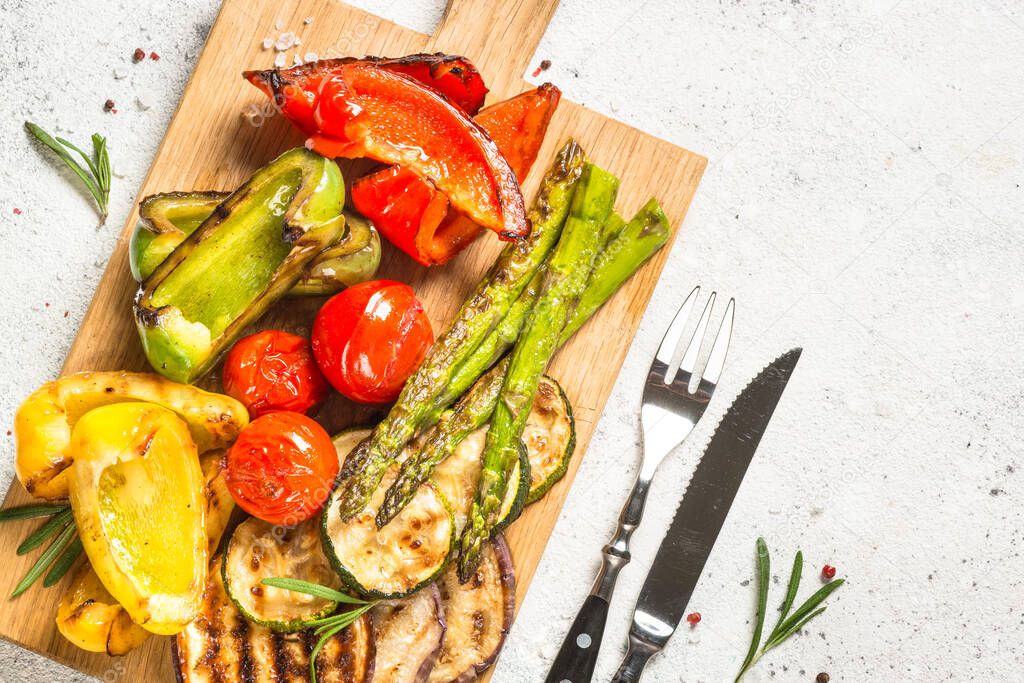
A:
[
  {"xmin": 222, "ymin": 330, "xmax": 329, "ymax": 418},
  {"xmin": 311, "ymin": 280, "xmax": 433, "ymax": 404},
  {"xmin": 224, "ymin": 411, "xmax": 338, "ymax": 525},
  {"xmin": 352, "ymin": 84, "xmax": 561, "ymax": 266},
  {"xmin": 245, "ymin": 59, "xmax": 527, "ymax": 240}
]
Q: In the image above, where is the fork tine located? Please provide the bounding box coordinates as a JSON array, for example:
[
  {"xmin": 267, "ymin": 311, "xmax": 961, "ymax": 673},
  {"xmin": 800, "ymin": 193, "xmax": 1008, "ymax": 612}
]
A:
[
  {"xmin": 676, "ymin": 292, "xmax": 716, "ymax": 386},
  {"xmin": 654, "ymin": 286, "xmax": 700, "ymax": 365},
  {"xmin": 701, "ymin": 298, "xmax": 735, "ymax": 387}
]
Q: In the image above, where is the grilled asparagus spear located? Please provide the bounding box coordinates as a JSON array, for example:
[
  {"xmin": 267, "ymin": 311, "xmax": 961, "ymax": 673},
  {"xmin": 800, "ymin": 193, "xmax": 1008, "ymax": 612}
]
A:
[
  {"xmin": 377, "ymin": 200, "xmax": 672, "ymax": 527},
  {"xmin": 336, "ymin": 140, "xmax": 586, "ymax": 520},
  {"xmin": 458, "ymin": 163, "xmax": 619, "ymax": 579}
]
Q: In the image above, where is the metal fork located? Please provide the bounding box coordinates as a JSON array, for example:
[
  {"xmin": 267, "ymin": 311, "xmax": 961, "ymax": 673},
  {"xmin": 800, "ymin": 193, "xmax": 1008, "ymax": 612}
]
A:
[{"xmin": 544, "ymin": 286, "xmax": 735, "ymax": 683}]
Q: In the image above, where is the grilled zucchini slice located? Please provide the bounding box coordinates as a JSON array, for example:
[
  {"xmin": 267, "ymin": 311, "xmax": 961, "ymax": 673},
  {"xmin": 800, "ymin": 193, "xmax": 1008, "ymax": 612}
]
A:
[
  {"xmin": 223, "ymin": 517, "xmax": 343, "ymax": 631},
  {"xmin": 524, "ymin": 375, "xmax": 575, "ymax": 503},
  {"xmin": 323, "ymin": 441, "xmax": 455, "ymax": 599},
  {"xmin": 174, "ymin": 555, "xmax": 374, "ymax": 683},
  {"xmin": 428, "ymin": 535, "xmax": 515, "ymax": 682},
  {"xmin": 371, "ymin": 584, "xmax": 445, "ymax": 683},
  {"xmin": 431, "ymin": 429, "xmax": 528, "ymax": 535}
]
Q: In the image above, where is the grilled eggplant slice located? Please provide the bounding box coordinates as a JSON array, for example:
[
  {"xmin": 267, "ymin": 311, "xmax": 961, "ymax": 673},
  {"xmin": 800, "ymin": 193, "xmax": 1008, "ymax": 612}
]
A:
[
  {"xmin": 174, "ymin": 554, "xmax": 375, "ymax": 683},
  {"xmin": 371, "ymin": 584, "xmax": 445, "ymax": 683},
  {"xmin": 429, "ymin": 535, "xmax": 515, "ymax": 682},
  {"xmin": 523, "ymin": 376, "xmax": 575, "ymax": 503},
  {"xmin": 322, "ymin": 464, "xmax": 454, "ymax": 600},
  {"xmin": 223, "ymin": 517, "xmax": 343, "ymax": 631}
]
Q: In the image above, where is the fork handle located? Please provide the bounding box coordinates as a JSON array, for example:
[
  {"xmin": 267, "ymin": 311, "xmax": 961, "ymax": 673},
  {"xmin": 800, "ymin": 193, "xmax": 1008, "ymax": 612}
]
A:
[{"xmin": 544, "ymin": 473, "xmax": 652, "ymax": 683}]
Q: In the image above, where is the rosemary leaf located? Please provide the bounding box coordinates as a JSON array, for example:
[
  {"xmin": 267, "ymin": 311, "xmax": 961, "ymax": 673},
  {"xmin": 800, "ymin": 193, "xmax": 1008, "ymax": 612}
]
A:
[
  {"xmin": 736, "ymin": 537, "xmax": 771, "ymax": 681},
  {"xmin": 11, "ymin": 523, "xmax": 78, "ymax": 598},
  {"xmin": 25, "ymin": 122, "xmax": 111, "ymax": 221},
  {"xmin": 43, "ymin": 537, "xmax": 83, "ymax": 587},
  {"xmin": 261, "ymin": 577, "xmax": 368, "ymax": 605},
  {"xmin": 17, "ymin": 509, "xmax": 74, "ymax": 555},
  {"xmin": 310, "ymin": 620, "xmax": 349, "ymax": 683},
  {"xmin": 764, "ymin": 607, "xmax": 827, "ymax": 653},
  {"xmin": 764, "ymin": 579, "xmax": 844, "ymax": 650},
  {"xmin": 767, "ymin": 549, "xmax": 803, "ymax": 642},
  {"xmin": 0, "ymin": 504, "xmax": 69, "ymax": 522}
]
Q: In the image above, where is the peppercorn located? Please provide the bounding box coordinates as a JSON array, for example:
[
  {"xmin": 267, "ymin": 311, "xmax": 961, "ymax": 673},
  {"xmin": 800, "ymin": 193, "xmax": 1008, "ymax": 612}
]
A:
[
  {"xmin": 150, "ymin": 51, "xmax": 161, "ymax": 61},
  {"xmin": 686, "ymin": 612, "xmax": 701, "ymax": 626},
  {"xmin": 103, "ymin": 99, "xmax": 116, "ymax": 113},
  {"xmin": 822, "ymin": 564, "xmax": 837, "ymax": 580},
  {"xmin": 132, "ymin": 47, "xmax": 145, "ymax": 62},
  {"xmin": 816, "ymin": 673, "xmax": 830, "ymax": 683}
]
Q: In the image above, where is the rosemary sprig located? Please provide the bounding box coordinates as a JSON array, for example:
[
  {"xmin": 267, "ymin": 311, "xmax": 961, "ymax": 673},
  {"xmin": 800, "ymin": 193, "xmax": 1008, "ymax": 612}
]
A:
[
  {"xmin": 17, "ymin": 508, "xmax": 73, "ymax": 555},
  {"xmin": 734, "ymin": 538, "xmax": 845, "ymax": 682},
  {"xmin": 25, "ymin": 121, "xmax": 111, "ymax": 222},
  {"xmin": 0, "ymin": 503, "xmax": 69, "ymax": 521},
  {"xmin": 2, "ymin": 504, "xmax": 80, "ymax": 598},
  {"xmin": 262, "ymin": 577, "xmax": 377, "ymax": 683},
  {"xmin": 11, "ymin": 522, "xmax": 78, "ymax": 598}
]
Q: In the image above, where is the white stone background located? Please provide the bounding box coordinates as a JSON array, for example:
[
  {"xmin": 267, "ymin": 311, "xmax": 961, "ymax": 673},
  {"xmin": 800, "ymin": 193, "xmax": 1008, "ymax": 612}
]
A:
[{"xmin": 1, "ymin": 0, "xmax": 1022, "ymax": 680}]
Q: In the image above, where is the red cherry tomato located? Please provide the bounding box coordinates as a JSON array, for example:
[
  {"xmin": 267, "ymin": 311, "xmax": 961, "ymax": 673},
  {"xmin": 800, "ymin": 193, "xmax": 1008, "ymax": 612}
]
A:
[
  {"xmin": 222, "ymin": 330, "xmax": 329, "ymax": 418},
  {"xmin": 312, "ymin": 280, "xmax": 433, "ymax": 404},
  {"xmin": 224, "ymin": 412, "xmax": 338, "ymax": 525}
]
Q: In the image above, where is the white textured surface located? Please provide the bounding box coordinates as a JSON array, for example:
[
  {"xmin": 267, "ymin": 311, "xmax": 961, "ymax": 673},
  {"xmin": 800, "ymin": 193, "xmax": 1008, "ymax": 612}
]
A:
[{"xmin": 2, "ymin": 1, "xmax": 1023, "ymax": 681}]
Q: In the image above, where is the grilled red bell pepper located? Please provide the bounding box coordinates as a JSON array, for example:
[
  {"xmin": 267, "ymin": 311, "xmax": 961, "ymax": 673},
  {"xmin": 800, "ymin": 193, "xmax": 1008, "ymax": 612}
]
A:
[
  {"xmin": 351, "ymin": 84, "xmax": 561, "ymax": 265},
  {"xmin": 245, "ymin": 59, "xmax": 525, "ymax": 239}
]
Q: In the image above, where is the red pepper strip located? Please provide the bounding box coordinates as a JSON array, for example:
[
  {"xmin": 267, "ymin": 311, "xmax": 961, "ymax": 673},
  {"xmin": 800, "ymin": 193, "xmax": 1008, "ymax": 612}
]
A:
[
  {"xmin": 381, "ymin": 53, "xmax": 488, "ymax": 115},
  {"xmin": 351, "ymin": 84, "xmax": 561, "ymax": 265},
  {"xmin": 246, "ymin": 61, "xmax": 525, "ymax": 239},
  {"xmin": 244, "ymin": 54, "xmax": 487, "ymax": 135}
]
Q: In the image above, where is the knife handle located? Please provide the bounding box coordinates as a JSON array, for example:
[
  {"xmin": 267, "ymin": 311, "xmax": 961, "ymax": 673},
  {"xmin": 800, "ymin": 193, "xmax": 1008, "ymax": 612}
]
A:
[
  {"xmin": 610, "ymin": 634, "xmax": 659, "ymax": 683},
  {"xmin": 543, "ymin": 594, "xmax": 610, "ymax": 683}
]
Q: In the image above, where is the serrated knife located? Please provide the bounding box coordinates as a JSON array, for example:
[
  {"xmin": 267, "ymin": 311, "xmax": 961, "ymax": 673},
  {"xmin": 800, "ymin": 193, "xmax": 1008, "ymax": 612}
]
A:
[{"xmin": 610, "ymin": 348, "xmax": 802, "ymax": 682}]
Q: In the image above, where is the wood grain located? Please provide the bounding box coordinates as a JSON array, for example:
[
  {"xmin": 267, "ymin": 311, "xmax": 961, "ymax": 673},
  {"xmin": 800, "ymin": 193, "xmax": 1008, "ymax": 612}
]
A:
[{"xmin": 0, "ymin": 0, "xmax": 706, "ymax": 680}]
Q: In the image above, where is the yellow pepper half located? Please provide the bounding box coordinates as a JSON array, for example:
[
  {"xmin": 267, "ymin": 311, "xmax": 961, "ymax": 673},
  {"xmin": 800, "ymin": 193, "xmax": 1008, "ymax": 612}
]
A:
[
  {"xmin": 15, "ymin": 370, "xmax": 248, "ymax": 500},
  {"xmin": 68, "ymin": 402, "xmax": 207, "ymax": 635},
  {"xmin": 57, "ymin": 450, "xmax": 236, "ymax": 654}
]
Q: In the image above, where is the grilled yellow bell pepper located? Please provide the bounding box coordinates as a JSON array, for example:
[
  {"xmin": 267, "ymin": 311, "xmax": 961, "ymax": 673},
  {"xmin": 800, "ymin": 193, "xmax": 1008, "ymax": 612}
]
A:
[
  {"xmin": 56, "ymin": 450, "xmax": 235, "ymax": 654},
  {"xmin": 130, "ymin": 192, "xmax": 381, "ymax": 294},
  {"xmin": 68, "ymin": 402, "xmax": 207, "ymax": 635},
  {"xmin": 134, "ymin": 147, "xmax": 346, "ymax": 383},
  {"xmin": 14, "ymin": 370, "xmax": 248, "ymax": 500},
  {"xmin": 56, "ymin": 563, "xmax": 151, "ymax": 655}
]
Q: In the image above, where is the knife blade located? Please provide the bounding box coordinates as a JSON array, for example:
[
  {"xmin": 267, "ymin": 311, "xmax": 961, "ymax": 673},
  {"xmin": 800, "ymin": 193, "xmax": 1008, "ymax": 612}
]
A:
[{"xmin": 610, "ymin": 348, "xmax": 802, "ymax": 682}]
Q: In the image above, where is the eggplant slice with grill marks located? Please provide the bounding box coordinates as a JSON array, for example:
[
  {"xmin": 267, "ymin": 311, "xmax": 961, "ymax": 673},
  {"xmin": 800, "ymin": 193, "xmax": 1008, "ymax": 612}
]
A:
[
  {"xmin": 370, "ymin": 583, "xmax": 446, "ymax": 682},
  {"xmin": 428, "ymin": 535, "xmax": 515, "ymax": 683},
  {"xmin": 173, "ymin": 555, "xmax": 375, "ymax": 683}
]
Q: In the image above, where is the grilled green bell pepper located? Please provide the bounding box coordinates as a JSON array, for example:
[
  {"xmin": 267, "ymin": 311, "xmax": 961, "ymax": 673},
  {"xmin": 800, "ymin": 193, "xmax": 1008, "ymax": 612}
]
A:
[
  {"xmin": 130, "ymin": 193, "xmax": 380, "ymax": 295},
  {"xmin": 289, "ymin": 212, "xmax": 381, "ymax": 296},
  {"xmin": 130, "ymin": 192, "xmax": 228, "ymax": 282},
  {"xmin": 134, "ymin": 147, "xmax": 345, "ymax": 383}
]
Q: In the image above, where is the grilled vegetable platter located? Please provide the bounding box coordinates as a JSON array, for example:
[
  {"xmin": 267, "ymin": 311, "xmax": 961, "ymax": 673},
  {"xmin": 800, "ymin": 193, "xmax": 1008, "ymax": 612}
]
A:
[{"xmin": 3, "ymin": 51, "xmax": 675, "ymax": 682}]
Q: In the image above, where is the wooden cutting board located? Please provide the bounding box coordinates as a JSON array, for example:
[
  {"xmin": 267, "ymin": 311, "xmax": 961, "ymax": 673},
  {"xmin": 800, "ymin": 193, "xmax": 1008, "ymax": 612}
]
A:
[{"xmin": 0, "ymin": 0, "xmax": 706, "ymax": 679}]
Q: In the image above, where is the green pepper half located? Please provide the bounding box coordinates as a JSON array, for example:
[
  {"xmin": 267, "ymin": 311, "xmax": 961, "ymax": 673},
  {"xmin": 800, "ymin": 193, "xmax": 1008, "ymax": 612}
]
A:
[
  {"xmin": 134, "ymin": 147, "xmax": 345, "ymax": 383},
  {"xmin": 130, "ymin": 191, "xmax": 230, "ymax": 282},
  {"xmin": 130, "ymin": 193, "xmax": 380, "ymax": 295}
]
